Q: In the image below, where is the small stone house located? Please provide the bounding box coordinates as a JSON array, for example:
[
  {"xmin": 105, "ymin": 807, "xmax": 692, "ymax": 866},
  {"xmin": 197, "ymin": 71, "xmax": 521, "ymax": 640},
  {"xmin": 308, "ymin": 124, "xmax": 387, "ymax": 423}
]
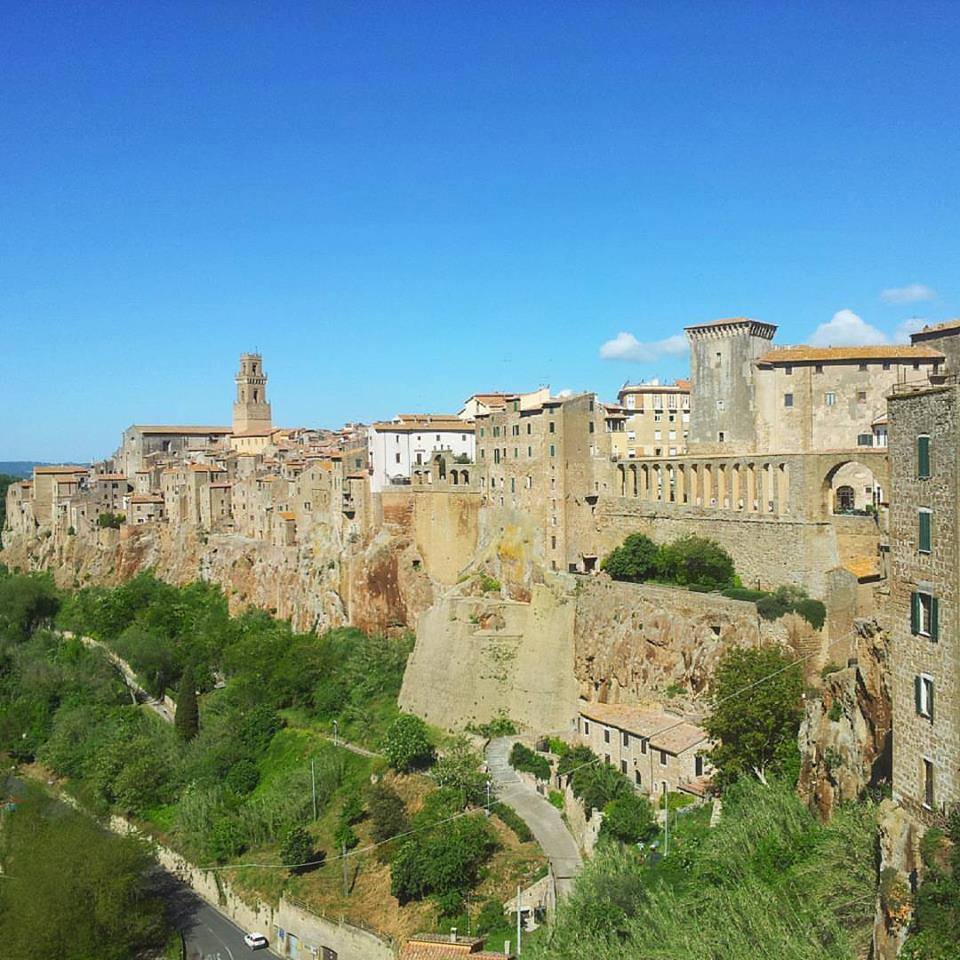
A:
[
  {"xmin": 576, "ymin": 700, "xmax": 713, "ymax": 799},
  {"xmin": 399, "ymin": 933, "xmax": 513, "ymax": 960}
]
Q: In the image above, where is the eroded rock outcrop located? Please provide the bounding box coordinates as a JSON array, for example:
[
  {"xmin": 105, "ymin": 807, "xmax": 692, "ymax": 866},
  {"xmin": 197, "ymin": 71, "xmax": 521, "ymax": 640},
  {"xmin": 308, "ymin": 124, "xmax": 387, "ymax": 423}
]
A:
[
  {"xmin": 871, "ymin": 799, "xmax": 923, "ymax": 960},
  {"xmin": 797, "ymin": 619, "xmax": 892, "ymax": 820}
]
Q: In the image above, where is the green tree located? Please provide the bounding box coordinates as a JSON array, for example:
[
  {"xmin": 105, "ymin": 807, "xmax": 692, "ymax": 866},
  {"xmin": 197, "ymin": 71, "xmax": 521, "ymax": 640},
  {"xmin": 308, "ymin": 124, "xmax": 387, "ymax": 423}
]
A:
[
  {"xmin": 368, "ymin": 783, "xmax": 409, "ymax": 843},
  {"xmin": 174, "ymin": 666, "xmax": 200, "ymax": 741},
  {"xmin": 0, "ymin": 572, "xmax": 60, "ymax": 642},
  {"xmin": 383, "ymin": 714, "xmax": 434, "ymax": 772},
  {"xmin": 0, "ymin": 790, "xmax": 169, "ymax": 960},
  {"xmin": 281, "ymin": 825, "xmax": 315, "ymax": 872},
  {"xmin": 572, "ymin": 760, "xmax": 632, "ymax": 814},
  {"xmin": 600, "ymin": 532, "xmax": 659, "ymax": 582},
  {"xmin": 602, "ymin": 793, "xmax": 656, "ymax": 845},
  {"xmin": 434, "ymin": 736, "xmax": 489, "ymax": 805},
  {"xmin": 704, "ymin": 646, "xmax": 804, "ymax": 788},
  {"xmin": 656, "ymin": 535, "xmax": 736, "ymax": 589},
  {"xmin": 509, "ymin": 741, "xmax": 551, "ymax": 780}
]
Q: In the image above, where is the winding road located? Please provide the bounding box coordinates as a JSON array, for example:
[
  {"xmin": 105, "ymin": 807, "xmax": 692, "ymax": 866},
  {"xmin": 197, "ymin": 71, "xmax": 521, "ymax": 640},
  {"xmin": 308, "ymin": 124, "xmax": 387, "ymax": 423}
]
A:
[{"xmin": 486, "ymin": 737, "xmax": 582, "ymax": 897}]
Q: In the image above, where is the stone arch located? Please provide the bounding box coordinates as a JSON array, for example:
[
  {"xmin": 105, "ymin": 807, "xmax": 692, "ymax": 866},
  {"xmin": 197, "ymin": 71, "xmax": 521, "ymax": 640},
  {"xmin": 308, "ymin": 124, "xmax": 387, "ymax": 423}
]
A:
[{"xmin": 821, "ymin": 457, "xmax": 885, "ymax": 516}]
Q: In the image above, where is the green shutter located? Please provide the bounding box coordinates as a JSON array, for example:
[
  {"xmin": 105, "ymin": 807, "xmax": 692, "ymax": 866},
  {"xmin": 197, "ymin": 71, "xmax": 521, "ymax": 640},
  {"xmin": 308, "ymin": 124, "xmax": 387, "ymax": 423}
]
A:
[
  {"xmin": 919, "ymin": 511, "xmax": 932, "ymax": 553},
  {"xmin": 931, "ymin": 597, "xmax": 939, "ymax": 640},
  {"xmin": 911, "ymin": 592, "xmax": 920, "ymax": 635},
  {"xmin": 915, "ymin": 675, "xmax": 922, "ymax": 714},
  {"xmin": 918, "ymin": 436, "xmax": 931, "ymax": 479},
  {"xmin": 929, "ymin": 680, "xmax": 935, "ymax": 721}
]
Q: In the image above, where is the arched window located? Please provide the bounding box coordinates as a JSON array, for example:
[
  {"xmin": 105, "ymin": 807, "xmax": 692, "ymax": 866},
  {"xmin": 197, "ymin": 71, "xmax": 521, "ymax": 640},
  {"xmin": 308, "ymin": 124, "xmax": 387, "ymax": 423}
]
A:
[{"xmin": 835, "ymin": 485, "xmax": 855, "ymax": 512}]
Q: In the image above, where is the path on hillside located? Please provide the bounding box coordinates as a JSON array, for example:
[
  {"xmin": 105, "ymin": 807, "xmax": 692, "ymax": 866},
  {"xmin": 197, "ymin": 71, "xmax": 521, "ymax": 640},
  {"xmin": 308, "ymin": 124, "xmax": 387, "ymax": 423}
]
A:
[
  {"xmin": 63, "ymin": 631, "xmax": 175, "ymax": 724},
  {"xmin": 486, "ymin": 737, "xmax": 582, "ymax": 897}
]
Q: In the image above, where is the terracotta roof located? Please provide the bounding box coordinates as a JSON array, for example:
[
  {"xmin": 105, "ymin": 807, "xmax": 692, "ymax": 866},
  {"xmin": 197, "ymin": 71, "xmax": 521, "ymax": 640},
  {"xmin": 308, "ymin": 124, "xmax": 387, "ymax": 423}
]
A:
[
  {"xmin": 130, "ymin": 494, "xmax": 163, "ymax": 504},
  {"xmin": 579, "ymin": 701, "xmax": 708, "ymax": 755},
  {"xmin": 278, "ymin": 511, "xmax": 296, "ymax": 521},
  {"xmin": 189, "ymin": 464, "xmax": 226, "ymax": 472},
  {"xmin": 842, "ymin": 556, "xmax": 882, "ymax": 581},
  {"xmin": 95, "ymin": 474, "xmax": 127, "ymax": 481},
  {"xmin": 399, "ymin": 934, "xmax": 510, "ymax": 959},
  {"xmin": 678, "ymin": 775, "xmax": 713, "ymax": 798},
  {"xmin": 372, "ymin": 419, "xmax": 473, "ymax": 433},
  {"xmin": 34, "ymin": 465, "xmax": 87, "ymax": 475},
  {"xmin": 209, "ymin": 482, "xmax": 232, "ymax": 489},
  {"xmin": 132, "ymin": 425, "xmax": 231, "ymax": 435},
  {"xmin": 757, "ymin": 345, "xmax": 943, "ymax": 365},
  {"xmin": 912, "ymin": 318, "xmax": 960, "ymax": 337}
]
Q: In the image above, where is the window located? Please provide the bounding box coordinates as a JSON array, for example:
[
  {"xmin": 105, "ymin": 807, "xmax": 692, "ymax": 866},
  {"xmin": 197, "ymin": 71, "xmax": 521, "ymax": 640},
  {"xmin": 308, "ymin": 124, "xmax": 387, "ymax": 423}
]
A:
[
  {"xmin": 588, "ymin": 422, "xmax": 595, "ymax": 434},
  {"xmin": 716, "ymin": 399, "xmax": 725, "ymax": 411},
  {"xmin": 718, "ymin": 432, "xmax": 725, "ymax": 443},
  {"xmin": 635, "ymin": 770, "xmax": 642, "ymax": 786},
  {"xmin": 857, "ymin": 391, "xmax": 867, "ymax": 402},
  {"xmin": 395, "ymin": 452, "xmax": 401, "ymax": 464},
  {"xmin": 512, "ymin": 425, "xmax": 520, "ymax": 436},
  {"xmin": 493, "ymin": 426, "xmax": 500, "ymax": 437},
  {"xmin": 924, "ymin": 758, "xmax": 935, "ymax": 809},
  {"xmin": 784, "ymin": 393, "xmax": 794, "ymax": 408},
  {"xmin": 918, "ymin": 435, "xmax": 931, "ymax": 479},
  {"xmin": 605, "ymin": 754, "xmax": 611, "ymax": 765},
  {"xmin": 549, "ymin": 444, "xmax": 556, "ymax": 457},
  {"xmin": 858, "ymin": 363, "xmax": 868, "ymax": 372},
  {"xmin": 916, "ymin": 674, "xmax": 934, "ymax": 719},
  {"xmin": 640, "ymin": 738, "xmax": 648, "ymax": 755},
  {"xmin": 510, "ymin": 477, "xmax": 516, "ymax": 493},
  {"xmin": 479, "ymin": 427, "xmax": 484, "ymax": 438},
  {"xmin": 551, "ymin": 535, "xmax": 556, "ymax": 549},
  {"xmin": 583, "ymin": 720, "xmax": 589, "ymax": 735},
  {"xmin": 715, "ymin": 351, "xmax": 722, "ymax": 367},
  {"xmin": 549, "ymin": 421, "xmax": 555, "ymax": 434},
  {"xmin": 784, "ymin": 364, "xmax": 792, "ymax": 375},
  {"xmin": 695, "ymin": 755, "xmax": 704, "ymax": 777},
  {"xmin": 910, "ymin": 591, "xmax": 938, "ymax": 639},
  {"xmin": 604, "ymin": 727, "xmax": 610, "ymax": 744},
  {"xmin": 883, "ymin": 361, "xmax": 891, "ymax": 371},
  {"xmin": 527, "ymin": 446, "xmax": 532, "ymax": 457},
  {"xmin": 857, "ymin": 434, "xmax": 873, "ymax": 447},
  {"xmin": 660, "ymin": 750, "xmax": 668, "ymax": 767},
  {"xmin": 815, "ymin": 364, "xmax": 823, "ymax": 374},
  {"xmin": 435, "ymin": 434, "xmax": 440, "ymax": 441},
  {"xmin": 622, "ymin": 731, "xmax": 630, "ymax": 747},
  {"xmin": 620, "ymin": 759, "xmax": 628, "ymax": 775},
  {"xmin": 919, "ymin": 508, "xmax": 932, "ymax": 553},
  {"xmin": 654, "ymin": 412, "xmax": 662, "ymax": 422},
  {"xmin": 825, "ymin": 392, "xmax": 835, "ymax": 406}
]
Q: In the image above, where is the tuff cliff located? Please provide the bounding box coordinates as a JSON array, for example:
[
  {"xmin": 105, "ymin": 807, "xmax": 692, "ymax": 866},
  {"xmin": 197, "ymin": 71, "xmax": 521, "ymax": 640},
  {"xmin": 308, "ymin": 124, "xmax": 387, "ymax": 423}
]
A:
[{"xmin": 797, "ymin": 619, "xmax": 892, "ymax": 820}]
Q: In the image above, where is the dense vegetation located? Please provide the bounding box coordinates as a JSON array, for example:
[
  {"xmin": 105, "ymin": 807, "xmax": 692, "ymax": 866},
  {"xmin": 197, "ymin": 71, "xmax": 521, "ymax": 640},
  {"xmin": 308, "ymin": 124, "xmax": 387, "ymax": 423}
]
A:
[
  {"xmin": 704, "ymin": 645, "xmax": 805, "ymax": 789},
  {"xmin": 530, "ymin": 779, "xmax": 877, "ymax": 960},
  {"xmin": 0, "ymin": 784, "xmax": 171, "ymax": 960},
  {"xmin": 902, "ymin": 812, "xmax": 960, "ymax": 958},
  {"xmin": 0, "ymin": 568, "xmax": 538, "ymax": 935},
  {"xmin": 601, "ymin": 533, "xmax": 736, "ymax": 590}
]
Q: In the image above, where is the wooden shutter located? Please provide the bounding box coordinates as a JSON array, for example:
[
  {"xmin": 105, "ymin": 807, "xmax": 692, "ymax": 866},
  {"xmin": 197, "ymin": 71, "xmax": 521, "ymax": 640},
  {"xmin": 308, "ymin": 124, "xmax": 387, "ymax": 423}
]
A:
[
  {"xmin": 915, "ymin": 675, "xmax": 922, "ymax": 714},
  {"xmin": 918, "ymin": 436, "xmax": 930, "ymax": 479},
  {"xmin": 931, "ymin": 597, "xmax": 939, "ymax": 641},
  {"xmin": 911, "ymin": 592, "xmax": 920, "ymax": 635},
  {"xmin": 919, "ymin": 511, "xmax": 932, "ymax": 552},
  {"xmin": 929, "ymin": 680, "xmax": 935, "ymax": 721}
]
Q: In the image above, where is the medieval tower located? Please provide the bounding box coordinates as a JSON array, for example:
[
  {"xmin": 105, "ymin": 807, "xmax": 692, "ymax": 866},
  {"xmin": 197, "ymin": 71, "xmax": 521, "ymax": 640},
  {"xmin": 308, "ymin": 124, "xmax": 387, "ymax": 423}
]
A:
[{"xmin": 232, "ymin": 353, "xmax": 272, "ymax": 436}]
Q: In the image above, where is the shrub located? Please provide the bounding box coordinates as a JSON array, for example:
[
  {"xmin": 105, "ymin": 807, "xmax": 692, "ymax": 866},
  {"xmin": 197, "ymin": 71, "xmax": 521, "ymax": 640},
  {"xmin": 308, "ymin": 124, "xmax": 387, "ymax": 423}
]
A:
[
  {"xmin": 225, "ymin": 758, "xmax": 260, "ymax": 795},
  {"xmin": 602, "ymin": 793, "xmax": 656, "ymax": 844},
  {"xmin": 723, "ymin": 587, "xmax": 769, "ymax": 602},
  {"xmin": 383, "ymin": 714, "xmax": 434, "ymax": 772},
  {"xmin": 572, "ymin": 761, "xmax": 632, "ymax": 814},
  {"xmin": 432, "ymin": 736, "xmax": 488, "ymax": 806},
  {"xmin": 367, "ymin": 783, "xmax": 409, "ymax": 843},
  {"xmin": 491, "ymin": 801, "xmax": 534, "ymax": 842},
  {"xmin": 280, "ymin": 825, "xmax": 314, "ymax": 872},
  {"xmin": 466, "ymin": 713, "xmax": 517, "ymax": 738},
  {"xmin": 476, "ymin": 898, "xmax": 507, "ymax": 934},
  {"xmin": 509, "ymin": 742, "xmax": 551, "ymax": 780},
  {"xmin": 548, "ymin": 789, "xmax": 565, "ymax": 810},
  {"xmin": 756, "ymin": 594, "xmax": 791, "ymax": 621},
  {"xmin": 795, "ymin": 598, "xmax": 826, "ymax": 630},
  {"xmin": 828, "ymin": 700, "xmax": 843, "ymax": 722},
  {"xmin": 687, "ymin": 583, "xmax": 714, "ymax": 593},
  {"xmin": 557, "ymin": 745, "xmax": 597, "ymax": 778},
  {"xmin": 96, "ymin": 512, "xmax": 125, "ymax": 529},
  {"xmin": 547, "ymin": 737, "xmax": 570, "ymax": 757},
  {"xmin": 656, "ymin": 535, "xmax": 735, "ymax": 590},
  {"xmin": 478, "ymin": 575, "xmax": 501, "ymax": 593},
  {"xmin": 601, "ymin": 532, "xmax": 659, "ymax": 583}
]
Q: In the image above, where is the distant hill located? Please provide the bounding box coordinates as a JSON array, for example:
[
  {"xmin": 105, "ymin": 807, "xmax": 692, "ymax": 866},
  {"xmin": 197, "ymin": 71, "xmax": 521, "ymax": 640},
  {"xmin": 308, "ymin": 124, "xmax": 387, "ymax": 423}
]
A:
[{"xmin": 0, "ymin": 462, "xmax": 53, "ymax": 478}]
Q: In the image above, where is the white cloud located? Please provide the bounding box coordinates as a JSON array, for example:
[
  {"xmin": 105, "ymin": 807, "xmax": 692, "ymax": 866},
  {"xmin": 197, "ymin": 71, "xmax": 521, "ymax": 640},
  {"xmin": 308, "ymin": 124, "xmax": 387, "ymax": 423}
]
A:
[
  {"xmin": 893, "ymin": 317, "xmax": 926, "ymax": 344},
  {"xmin": 881, "ymin": 284, "xmax": 936, "ymax": 304},
  {"xmin": 555, "ymin": 388, "xmax": 574, "ymax": 398},
  {"xmin": 807, "ymin": 309, "xmax": 890, "ymax": 347},
  {"xmin": 599, "ymin": 331, "xmax": 689, "ymax": 363}
]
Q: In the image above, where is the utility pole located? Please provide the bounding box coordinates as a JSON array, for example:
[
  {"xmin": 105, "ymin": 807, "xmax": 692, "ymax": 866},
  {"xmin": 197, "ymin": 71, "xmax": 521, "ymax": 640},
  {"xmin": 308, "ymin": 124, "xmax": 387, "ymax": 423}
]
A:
[
  {"xmin": 516, "ymin": 885, "xmax": 522, "ymax": 955},
  {"xmin": 342, "ymin": 843, "xmax": 348, "ymax": 897},
  {"xmin": 311, "ymin": 758, "xmax": 317, "ymax": 820},
  {"xmin": 485, "ymin": 779, "xmax": 492, "ymax": 814},
  {"xmin": 333, "ymin": 719, "xmax": 339, "ymax": 747},
  {"xmin": 662, "ymin": 781, "xmax": 669, "ymax": 858}
]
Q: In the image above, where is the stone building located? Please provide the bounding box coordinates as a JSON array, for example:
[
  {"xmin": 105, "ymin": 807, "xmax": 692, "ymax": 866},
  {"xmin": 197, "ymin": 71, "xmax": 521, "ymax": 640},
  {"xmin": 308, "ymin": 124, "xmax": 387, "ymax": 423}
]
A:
[
  {"xmin": 613, "ymin": 379, "xmax": 691, "ymax": 458},
  {"xmin": 368, "ymin": 415, "xmax": 475, "ymax": 493},
  {"xmin": 120, "ymin": 425, "xmax": 231, "ymax": 478},
  {"xmin": 475, "ymin": 390, "xmax": 610, "ymax": 573},
  {"xmin": 887, "ymin": 377, "xmax": 960, "ymax": 822},
  {"xmin": 231, "ymin": 352, "xmax": 272, "ymax": 448},
  {"xmin": 576, "ymin": 700, "xmax": 713, "ymax": 799}
]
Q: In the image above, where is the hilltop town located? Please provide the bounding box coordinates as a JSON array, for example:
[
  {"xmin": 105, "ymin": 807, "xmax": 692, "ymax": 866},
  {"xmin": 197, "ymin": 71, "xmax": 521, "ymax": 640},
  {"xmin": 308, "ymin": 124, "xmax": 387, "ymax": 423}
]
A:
[{"xmin": 5, "ymin": 314, "xmax": 960, "ymax": 955}]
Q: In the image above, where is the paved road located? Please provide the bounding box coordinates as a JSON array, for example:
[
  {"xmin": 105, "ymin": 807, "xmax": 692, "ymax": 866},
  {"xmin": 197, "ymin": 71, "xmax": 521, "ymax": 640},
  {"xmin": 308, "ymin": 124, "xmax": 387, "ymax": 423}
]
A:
[
  {"xmin": 486, "ymin": 737, "xmax": 582, "ymax": 896},
  {"xmin": 154, "ymin": 869, "xmax": 276, "ymax": 960}
]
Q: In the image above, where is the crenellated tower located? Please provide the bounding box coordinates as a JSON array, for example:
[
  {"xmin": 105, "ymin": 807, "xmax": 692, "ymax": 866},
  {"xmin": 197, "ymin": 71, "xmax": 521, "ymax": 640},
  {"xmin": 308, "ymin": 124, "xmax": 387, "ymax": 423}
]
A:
[{"xmin": 232, "ymin": 353, "xmax": 272, "ymax": 436}]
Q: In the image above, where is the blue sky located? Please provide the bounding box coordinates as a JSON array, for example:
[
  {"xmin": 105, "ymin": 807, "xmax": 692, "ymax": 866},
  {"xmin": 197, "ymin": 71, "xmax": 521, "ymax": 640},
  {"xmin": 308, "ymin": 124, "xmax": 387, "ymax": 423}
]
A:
[{"xmin": 3, "ymin": 1, "xmax": 959, "ymax": 461}]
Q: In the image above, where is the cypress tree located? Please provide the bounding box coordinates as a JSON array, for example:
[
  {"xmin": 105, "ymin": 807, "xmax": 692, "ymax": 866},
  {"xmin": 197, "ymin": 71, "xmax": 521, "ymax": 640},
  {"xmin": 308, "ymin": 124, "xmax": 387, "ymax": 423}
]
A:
[{"xmin": 174, "ymin": 666, "xmax": 199, "ymax": 740}]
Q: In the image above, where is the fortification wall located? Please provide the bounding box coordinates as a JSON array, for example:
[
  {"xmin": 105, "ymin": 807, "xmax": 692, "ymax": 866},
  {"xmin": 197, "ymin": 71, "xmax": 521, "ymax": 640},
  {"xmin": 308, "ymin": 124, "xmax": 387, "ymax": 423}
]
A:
[
  {"xmin": 398, "ymin": 583, "xmax": 578, "ymax": 731},
  {"xmin": 411, "ymin": 489, "xmax": 480, "ymax": 585}
]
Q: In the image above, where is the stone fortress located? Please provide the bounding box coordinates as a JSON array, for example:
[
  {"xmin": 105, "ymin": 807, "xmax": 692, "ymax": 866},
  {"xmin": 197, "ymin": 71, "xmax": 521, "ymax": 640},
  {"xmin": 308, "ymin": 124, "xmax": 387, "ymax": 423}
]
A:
[{"xmin": 4, "ymin": 316, "xmax": 960, "ymax": 827}]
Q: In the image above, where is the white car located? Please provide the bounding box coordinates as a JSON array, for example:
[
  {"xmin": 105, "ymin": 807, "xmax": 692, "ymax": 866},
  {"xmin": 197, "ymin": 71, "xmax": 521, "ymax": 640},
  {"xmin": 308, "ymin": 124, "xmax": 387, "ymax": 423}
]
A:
[{"xmin": 243, "ymin": 932, "xmax": 269, "ymax": 950}]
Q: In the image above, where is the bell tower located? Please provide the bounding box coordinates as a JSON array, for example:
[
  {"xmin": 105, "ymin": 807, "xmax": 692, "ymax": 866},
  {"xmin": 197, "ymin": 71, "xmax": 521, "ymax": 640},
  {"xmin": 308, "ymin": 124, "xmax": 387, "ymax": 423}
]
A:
[{"xmin": 232, "ymin": 353, "xmax": 272, "ymax": 436}]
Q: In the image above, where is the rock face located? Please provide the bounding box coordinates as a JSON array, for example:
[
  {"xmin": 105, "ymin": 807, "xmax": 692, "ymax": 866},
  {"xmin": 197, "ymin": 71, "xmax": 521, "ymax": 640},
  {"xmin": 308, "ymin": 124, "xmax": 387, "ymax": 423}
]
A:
[
  {"xmin": 872, "ymin": 799, "xmax": 923, "ymax": 960},
  {"xmin": 572, "ymin": 576, "xmax": 822, "ymax": 704},
  {"xmin": 0, "ymin": 521, "xmax": 434, "ymax": 636},
  {"xmin": 797, "ymin": 619, "xmax": 892, "ymax": 820}
]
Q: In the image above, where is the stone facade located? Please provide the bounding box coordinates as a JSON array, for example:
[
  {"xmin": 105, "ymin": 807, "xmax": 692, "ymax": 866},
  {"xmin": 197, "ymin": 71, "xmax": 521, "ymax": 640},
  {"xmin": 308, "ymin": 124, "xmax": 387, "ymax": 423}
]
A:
[{"xmin": 887, "ymin": 379, "xmax": 960, "ymax": 821}]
